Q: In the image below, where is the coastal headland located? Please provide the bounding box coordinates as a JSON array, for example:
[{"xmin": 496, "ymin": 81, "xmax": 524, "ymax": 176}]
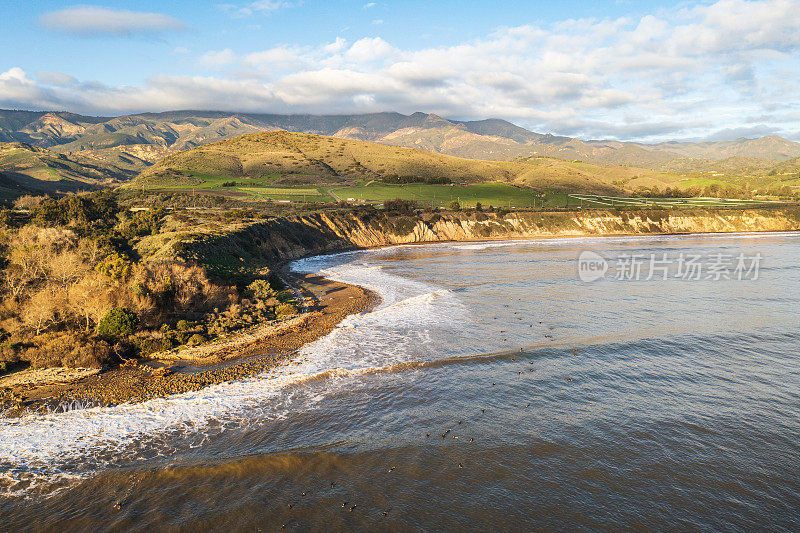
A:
[{"xmin": 2, "ymin": 205, "xmax": 799, "ymax": 414}]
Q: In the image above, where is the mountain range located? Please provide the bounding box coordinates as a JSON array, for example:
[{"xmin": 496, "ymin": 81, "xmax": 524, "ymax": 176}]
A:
[
  {"xmin": 1, "ymin": 109, "xmax": 800, "ymax": 199},
  {"xmin": 3, "ymin": 109, "xmax": 800, "ymax": 173}
]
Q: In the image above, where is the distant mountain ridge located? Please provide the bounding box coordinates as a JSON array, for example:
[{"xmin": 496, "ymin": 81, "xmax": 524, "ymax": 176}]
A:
[{"xmin": 2, "ymin": 109, "xmax": 799, "ymax": 176}]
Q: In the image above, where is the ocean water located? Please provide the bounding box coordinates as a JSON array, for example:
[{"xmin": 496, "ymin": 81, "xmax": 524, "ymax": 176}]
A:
[{"xmin": 1, "ymin": 232, "xmax": 799, "ymax": 531}]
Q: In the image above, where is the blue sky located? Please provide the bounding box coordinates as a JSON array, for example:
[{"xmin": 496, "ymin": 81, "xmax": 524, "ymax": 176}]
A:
[{"xmin": 1, "ymin": 0, "xmax": 799, "ymax": 142}]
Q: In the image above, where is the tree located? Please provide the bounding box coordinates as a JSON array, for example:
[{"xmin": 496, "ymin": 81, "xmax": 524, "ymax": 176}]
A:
[
  {"xmin": 384, "ymin": 198, "xmax": 417, "ymax": 215},
  {"xmin": 67, "ymin": 272, "xmax": 112, "ymax": 331},
  {"xmin": 22, "ymin": 286, "xmax": 66, "ymax": 335},
  {"xmin": 97, "ymin": 307, "xmax": 139, "ymax": 338}
]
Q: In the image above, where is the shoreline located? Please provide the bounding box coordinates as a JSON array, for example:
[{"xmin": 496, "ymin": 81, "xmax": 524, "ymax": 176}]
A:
[
  {"xmin": 0, "ymin": 267, "xmax": 378, "ymax": 417},
  {"xmin": 1, "ymin": 227, "xmax": 798, "ymax": 417}
]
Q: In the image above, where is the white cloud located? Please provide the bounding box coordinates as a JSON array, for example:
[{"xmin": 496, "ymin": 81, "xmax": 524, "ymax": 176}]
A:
[
  {"xmin": 673, "ymin": 0, "xmax": 800, "ymax": 54},
  {"xmin": 10, "ymin": 0, "xmax": 800, "ymax": 141},
  {"xmin": 251, "ymin": 0, "xmax": 290, "ymax": 11},
  {"xmin": 344, "ymin": 37, "xmax": 396, "ymax": 62},
  {"xmin": 198, "ymin": 49, "xmax": 238, "ymax": 68},
  {"xmin": 363, "ymin": 2, "xmax": 376, "ymax": 8},
  {"xmin": 322, "ymin": 37, "xmax": 347, "ymax": 54},
  {"xmin": 221, "ymin": 0, "xmax": 293, "ymax": 18},
  {"xmin": 244, "ymin": 46, "xmax": 304, "ymax": 70},
  {"xmin": 39, "ymin": 6, "xmax": 184, "ymax": 36},
  {"xmin": 37, "ymin": 71, "xmax": 78, "ymax": 87}
]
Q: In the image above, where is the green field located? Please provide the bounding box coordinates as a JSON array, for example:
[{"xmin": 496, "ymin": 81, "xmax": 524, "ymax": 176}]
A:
[
  {"xmin": 133, "ymin": 170, "xmax": 792, "ymax": 208},
  {"xmin": 134, "ymin": 172, "xmax": 341, "ymax": 202},
  {"xmin": 236, "ymin": 187, "xmax": 336, "ymax": 202},
  {"xmin": 329, "ymin": 182, "xmax": 552, "ymax": 208},
  {"xmin": 568, "ymin": 194, "xmax": 784, "ymax": 208}
]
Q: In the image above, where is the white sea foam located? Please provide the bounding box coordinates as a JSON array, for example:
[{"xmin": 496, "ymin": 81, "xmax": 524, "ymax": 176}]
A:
[{"xmin": 0, "ymin": 248, "xmax": 468, "ymax": 496}]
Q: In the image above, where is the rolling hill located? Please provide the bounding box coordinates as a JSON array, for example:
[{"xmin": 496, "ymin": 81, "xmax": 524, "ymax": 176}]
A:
[
  {"xmin": 133, "ymin": 130, "xmax": 687, "ymax": 197},
  {"xmin": 3, "ymin": 109, "xmax": 800, "ymax": 179},
  {"xmin": 0, "ymin": 142, "xmax": 130, "ymax": 199}
]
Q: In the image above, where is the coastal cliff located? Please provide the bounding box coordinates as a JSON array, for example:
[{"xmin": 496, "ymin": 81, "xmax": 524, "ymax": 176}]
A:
[{"xmin": 172, "ymin": 207, "xmax": 800, "ymax": 268}]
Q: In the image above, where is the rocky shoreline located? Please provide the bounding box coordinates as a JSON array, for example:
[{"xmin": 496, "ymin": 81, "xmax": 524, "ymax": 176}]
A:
[{"xmin": 3, "ymin": 213, "xmax": 800, "ymax": 418}]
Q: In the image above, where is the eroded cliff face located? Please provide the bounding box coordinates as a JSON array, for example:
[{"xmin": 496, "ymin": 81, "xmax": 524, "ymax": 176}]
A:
[{"xmin": 182, "ymin": 208, "xmax": 800, "ymax": 268}]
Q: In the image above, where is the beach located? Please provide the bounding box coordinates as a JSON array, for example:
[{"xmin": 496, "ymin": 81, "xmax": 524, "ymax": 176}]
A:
[{"xmin": 0, "ymin": 270, "xmax": 377, "ymax": 416}]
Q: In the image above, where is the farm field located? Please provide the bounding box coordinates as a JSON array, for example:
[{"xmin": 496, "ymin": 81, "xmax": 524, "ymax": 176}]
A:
[
  {"xmin": 236, "ymin": 187, "xmax": 335, "ymax": 202},
  {"xmin": 568, "ymin": 194, "xmax": 786, "ymax": 208},
  {"xmin": 131, "ymin": 172, "xmax": 338, "ymax": 202},
  {"xmin": 130, "ymin": 164, "xmax": 793, "ymax": 208},
  {"xmin": 329, "ymin": 181, "xmax": 550, "ymax": 208}
]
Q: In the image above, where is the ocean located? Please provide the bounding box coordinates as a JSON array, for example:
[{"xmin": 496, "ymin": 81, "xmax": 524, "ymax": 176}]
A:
[{"xmin": 2, "ymin": 232, "xmax": 799, "ymax": 531}]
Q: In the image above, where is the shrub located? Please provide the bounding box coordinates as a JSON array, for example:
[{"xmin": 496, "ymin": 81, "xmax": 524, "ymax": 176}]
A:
[
  {"xmin": 116, "ymin": 208, "xmax": 164, "ymax": 241},
  {"xmin": 448, "ymin": 200, "xmax": 461, "ymax": 211},
  {"xmin": 13, "ymin": 195, "xmax": 46, "ymax": 210},
  {"xmin": 390, "ymin": 216, "xmax": 417, "ymax": 235},
  {"xmin": 131, "ymin": 335, "xmax": 173, "ymax": 356},
  {"xmin": 247, "ymin": 279, "xmax": 275, "ymax": 300},
  {"xmin": 176, "ymin": 319, "xmax": 192, "ymax": 331},
  {"xmin": 476, "ymin": 224, "xmax": 493, "ymax": 237},
  {"xmin": 95, "ymin": 253, "xmax": 132, "ymax": 280},
  {"xmin": 23, "ymin": 334, "xmax": 114, "ymax": 369},
  {"xmin": 97, "ymin": 308, "xmax": 139, "ymax": 338},
  {"xmin": 0, "ymin": 342, "xmax": 21, "ymax": 365},
  {"xmin": 475, "ymin": 202, "xmax": 483, "ymax": 212},
  {"xmin": 275, "ymin": 302, "xmax": 298, "ymax": 318},
  {"xmin": 187, "ymin": 333, "xmax": 206, "ymax": 346},
  {"xmin": 384, "ymin": 198, "xmax": 418, "ymax": 215},
  {"xmin": 62, "ymin": 338, "xmax": 114, "ymax": 368}
]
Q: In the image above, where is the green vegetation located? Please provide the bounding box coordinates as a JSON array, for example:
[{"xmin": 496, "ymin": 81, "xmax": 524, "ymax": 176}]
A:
[
  {"xmin": 331, "ymin": 182, "xmax": 547, "ymax": 208},
  {"xmin": 122, "ymin": 131, "xmax": 800, "ymax": 206},
  {"xmin": 97, "ymin": 308, "xmax": 139, "ymax": 339},
  {"xmin": 0, "ymin": 191, "xmax": 300, "ymax": 370},
  {"xmin": 4, "ymin": 110, "xmax": 800, "ymax": 191},
  {"xmin": 675, "ymin": 178, "xmax": 743, "ymax": 189},
  {"xmin": 1, "ymin": 114, "xmax": 798, "ymax": 376},
  {"xmin": 568, "ymin": 194, "xmax": 783, "ymax": 208},
  {"xmin": 133, "ymin": 131, "xmax": 654, "ymax": 199}
]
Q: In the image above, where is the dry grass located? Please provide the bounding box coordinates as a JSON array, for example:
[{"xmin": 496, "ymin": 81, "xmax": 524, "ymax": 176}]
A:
[{"xmin": 136, "ymin": 131, "xmax": 684, "ymax": 194}]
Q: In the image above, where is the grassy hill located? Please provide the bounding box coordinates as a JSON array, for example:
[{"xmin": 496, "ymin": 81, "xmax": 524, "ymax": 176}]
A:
[
  {"xmin": 132, "ymin": 131, "xmax": 700, "ymax": 205},
  {"xmin": 0, "ymin": 142, "xmax": 129, "ymax": 199},
  {"xmin": 137, "ymin": 131, "xmax": 523, "ymax": 185}
]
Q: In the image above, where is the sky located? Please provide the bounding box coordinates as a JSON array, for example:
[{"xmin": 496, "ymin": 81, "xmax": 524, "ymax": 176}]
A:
[{"xmin": 1, "ymin": 0, "xmax": 800, "ymax": 142}]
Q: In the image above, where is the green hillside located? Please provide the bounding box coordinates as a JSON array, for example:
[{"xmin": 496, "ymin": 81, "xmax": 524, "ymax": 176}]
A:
[
  {"xmin": 0, "ymin": 142, "xmax": 129, "ymax": 199},
  {"xmin": 130, "ymin": 131, "xmax": 707, "ymax": 203}
]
